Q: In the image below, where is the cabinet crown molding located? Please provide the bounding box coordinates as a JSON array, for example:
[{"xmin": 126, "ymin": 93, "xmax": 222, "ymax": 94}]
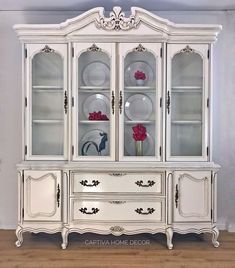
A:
[{"xmin": 13, "ymin": 6, "xmax": 222, "ymax": 43}]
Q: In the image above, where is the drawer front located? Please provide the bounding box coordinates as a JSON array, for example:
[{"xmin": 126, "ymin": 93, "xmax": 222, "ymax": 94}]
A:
[
  {"xmin": 71, "ymin": 172, "xmax": 164, "ymax": 195},
  {"xmin": 71, "ymin": 199, "xmax": 164, "ymax": 222}
]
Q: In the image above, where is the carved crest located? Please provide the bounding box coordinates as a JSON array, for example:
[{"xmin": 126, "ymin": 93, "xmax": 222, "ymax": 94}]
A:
[
  {"xmin": 87, "ymin": 44, "xmax": 101, "ymax": 52},
  {"xmin": 96, "ymin": 6, "xmax": 140, "ymax": 31},
  {"xmin": 180, "ymin": 45, "xmax": 195, "ymax": 54},
  {"xmin": 41, "ymin": 45, "xmax": 54, "ymax": 53},
  {"xmin": 133, "ymin": 44, "xmax": 147, "ymax": 52},
  {"xmin": 110, "ymin": 226, "xmax": 124, "ymax": 233}
]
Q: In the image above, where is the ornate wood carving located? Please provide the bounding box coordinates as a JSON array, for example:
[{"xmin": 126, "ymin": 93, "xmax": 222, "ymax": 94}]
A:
[
  {"xmin": 87, "ymin": 44, "xmax": 101, "ymax": 52},
  {"xmin": 110, "ymin": 226, "xmax": 124, "ymax": 233},
  {"xmin": 180, "ymin": 45, "xmax": 195, "ymax": 53},
  {"xmin": 41, "ymin": 45, "xmax": 54, "ymax": 53},
  {"xmin": 133, "ymin": 44, "xmax": 147, "ymax": 52},
  {"xmin": 96, "ymin": 6, "xmax": 140, "ymax": 31}
]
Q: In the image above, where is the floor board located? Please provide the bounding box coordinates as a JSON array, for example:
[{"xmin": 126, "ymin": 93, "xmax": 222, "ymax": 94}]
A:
[{"xmin": 0, "ymin": 230, "xmax": 235, "ymax": 268}]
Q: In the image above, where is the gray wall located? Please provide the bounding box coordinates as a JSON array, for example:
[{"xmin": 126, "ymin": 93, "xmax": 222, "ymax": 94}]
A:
[{"xmin": 0, "ymin": 10, "xmax": 233, "ymax": 230}]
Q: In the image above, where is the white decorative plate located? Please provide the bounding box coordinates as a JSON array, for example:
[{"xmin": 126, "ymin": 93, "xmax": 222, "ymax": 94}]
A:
[
  {"xmin": 125, "ymin": 61, "xmax": 154, "ymax": 86},
  {"xmin": 82, "ymin": 61, "xmax": 110, "ymax": 86},
  {"xmin": 125, "ymin": 94, "xmax": 153, "ymax": 121},
  {"xmin": 80, "ymin": 129, "xmax": 109, "ymax": 156},
  {"xmin": 124, "ymin": 130, "xmax": 154, "ymax": 156},
  {"xmin": 83, "ymin": 94, "xmax": 109, "ymax": 118}
]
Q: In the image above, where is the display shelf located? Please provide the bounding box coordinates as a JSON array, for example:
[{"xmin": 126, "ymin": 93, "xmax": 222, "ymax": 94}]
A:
[
  {"xmin": 79, "ymin": 90, "xmax": 110, "ymax": 93},
  {"xmin": 171, "ymin": 120, "xmax": 202, "ymax": 125},
  {"xmin": 79, "ymin": 86, "xmax": 110, "ymax": 90},
  {"xmin": 125, "ymin": 86, "xmax": 155, "ymax": 91},
  {"xmin": 32, "ymin": 85, "xmax": 63, "ymax": 89},
  {"xmin": 79, "ymin": 120, "xmax": 109, "ymax": 124},
  {"xmin": 32, "ymin": 119, "xmax": 63, "ymax": 124},
  {"xmin": 171, "ymin": 86, "xmax": 202, "ymax": 93},
  {"xmin": 125, "ymin": 120, "xmax": 155, "ymax": 125}
]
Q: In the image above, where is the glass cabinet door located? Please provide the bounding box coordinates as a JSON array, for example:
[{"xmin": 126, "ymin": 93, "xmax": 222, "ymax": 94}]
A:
[
  {"xmin": 167, "ymin": 44, "xmax": 209, "ymax": 161},
  {"xmin": 26, "ymin": 44, "xmax": 67, "ymax": 160},
  {"xmin": 72, "ymin": 43, "xmax": 115, "ymax": 161},
  {"xmin": 119, "ymin": 43, "xmax": 162, "ymax": 161}
]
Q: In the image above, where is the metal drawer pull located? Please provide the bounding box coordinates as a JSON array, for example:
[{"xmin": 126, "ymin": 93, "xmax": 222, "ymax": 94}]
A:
[
  {"xmin": 175, "ymin": 184, "xmax": 179, "ymax": 208},
  {"xmin": 56, "ymin": 183, "xmax": 60, "ymax": 208},
  {"xmin": 109, "ymin": 201, "xmax": 126, "ymax": 204},
  {"xmin": 135, "ymin": 180, "xmax": 156, "ymax": 187},
  {"xmin": 80, "ymin": 180, "xmax": 100, "ymax": 187},
  {"xmin": 79, "ymin": 207, "xmax": 100, "ymax": 215},
  {"xmin": 135, "ymin": 208, "xmax": 155, "ymax": 215}
]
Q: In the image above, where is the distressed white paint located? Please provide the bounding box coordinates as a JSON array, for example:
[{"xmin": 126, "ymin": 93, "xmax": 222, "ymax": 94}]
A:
[{"xmin": 0, "ymin": 9, "xmax": 233, "ymax": 237}]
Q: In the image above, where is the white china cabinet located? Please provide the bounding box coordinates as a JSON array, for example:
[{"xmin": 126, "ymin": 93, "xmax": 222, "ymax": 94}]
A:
[{"xmin": 14, "ymin": 6, "xmax": 221, "ymax": 249}]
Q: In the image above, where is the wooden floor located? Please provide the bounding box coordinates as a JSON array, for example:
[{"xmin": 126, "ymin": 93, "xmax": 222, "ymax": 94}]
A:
[{"xmin": 0, "ymin": 230, "xmax": 235, "ymax": 268}]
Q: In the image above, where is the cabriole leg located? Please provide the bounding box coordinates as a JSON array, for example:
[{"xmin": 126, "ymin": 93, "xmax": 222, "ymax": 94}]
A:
[
  {"xmin": 61, "ymin": 227, "xmax": 69, "ymax": 250},
  {"xmin": 15, "ymin": 226, "xmax": 24, "ymax": 247},
  {"xmin": 166, "ymin": 227, "xmax": 173, "ymax": 250},
  {"xmin": 212, "ymin": 226, "xmax": 220, "ymax": 248}
]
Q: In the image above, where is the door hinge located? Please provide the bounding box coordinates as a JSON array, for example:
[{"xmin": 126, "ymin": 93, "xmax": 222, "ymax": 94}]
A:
[
  {"xmin": 24, "ymin": 145, "xmax": 27, "ymax": 155},
  {"xmin": 72, "ymin": 145, "xmax": 74, "ymax": 155},
  {"xmin": 207, "ymin": 146, "xmax": 209, "ymax": 156},
  {"xmin": 160, "ymin": 47, "xmax": 163, "ymax": 58},
  {"xmin": 72, "ymin": 47, "xmax": 74, "ymax": 57},
  {"xmin": 160, "ymin": 97, "xmax": 162, "ymax": 108},
  {"xmin": 22, "ymin": 208, "xmax": 24, "ymax": 218},
  {"xmin": 25, "ymin": 97, "xmax": 27, "ymax": 108},
  {"xmin": 207, "ymin": 98, "xmax": 209, "ymax": 108},
  {"xmin": 207, "ymin": 49, "xmax": 210, "ymax": 59},
  {"xmin": 159, "ymin": 146, "xmax": 162, "ymax": 156},
  {"xmin": 72, "ymin": 97, "xmax": 74, "ymax": 107},
  {"xmin": 24, "ymin": 48, "xmax": 27, "ymax": 58}
]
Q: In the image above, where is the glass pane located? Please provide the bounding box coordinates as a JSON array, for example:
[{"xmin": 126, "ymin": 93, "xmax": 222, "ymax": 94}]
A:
[
  {"xmin": 123, "ymin": 50, "xmax": 157, "ymax": 157},
  {"xmin": 171, "ymin": 51, "xmax": 203, "ymax": 157},
  {"xmin": 31, "ymin": 51, "xmax": 64, "ymax": 156},
  {"xmin": 32, "ymin": 122, "xmax": 64, "ymax": 155},
  {"xmin": 77, "ymin": 50, "xmax": 111, "ymax": 157}
]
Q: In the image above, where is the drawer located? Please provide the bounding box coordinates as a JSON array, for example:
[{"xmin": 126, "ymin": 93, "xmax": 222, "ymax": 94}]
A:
[
  {"xmin": 71, "ymin": 198, "xmax": 165, "ymax": 222},
  {"xmin": 71, "ymin": 172, "xmax": 164, "ymax": 195}
]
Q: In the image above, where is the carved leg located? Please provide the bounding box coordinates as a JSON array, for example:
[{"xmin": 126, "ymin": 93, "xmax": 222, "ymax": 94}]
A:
[
  {"xmin": 61, "ymin": 227, "xmax": 69, "ymax": 250},
  {"xmin": 15, "ymin": 226, "xmax": 24, "ymax": 247},
  {"xmin": 166, "ymin": 227, "xmax": 173, "ymax": 250},
  {"xmin": 212, "ymin": 226, "xmax": 220, "ymax": 248}
]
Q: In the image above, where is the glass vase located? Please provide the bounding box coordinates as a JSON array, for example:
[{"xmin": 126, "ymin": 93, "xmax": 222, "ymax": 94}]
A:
[{"xmin": 135, "ymin": 141, "xmax": 143, "ymax": 156}]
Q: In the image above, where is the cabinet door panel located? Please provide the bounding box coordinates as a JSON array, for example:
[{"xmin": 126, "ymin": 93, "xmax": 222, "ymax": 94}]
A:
[
  {"xmin": 25, "ymin": 44, "xmax": 68, "ymax": 160},
  {"xmin": 24, "ymin": 170, "xmax": 61, "ymax": 221},
  {"xmin": 173, "ymin": 171, "xmax": 211, "ymax": 222},
  {"xmin": 72, "ymin": 43, "xmax": 115, "ymax": 161},
  {"xmin": 166, "ymin": 44, "xmax": 209, "ymax": 161},
  {"xmin": 119, "ymin": 43, "xmax": 162, "ymax": 161}
]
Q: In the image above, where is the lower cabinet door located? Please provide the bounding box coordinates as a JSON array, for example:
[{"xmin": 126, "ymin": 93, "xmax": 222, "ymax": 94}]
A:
[
  {"xmin": 23, "ymin": 170, "xmax": 61, "ymax": 221},
  {"xmin": 173, "ymin": 171, "xmax": 211, "ymax": 222}
]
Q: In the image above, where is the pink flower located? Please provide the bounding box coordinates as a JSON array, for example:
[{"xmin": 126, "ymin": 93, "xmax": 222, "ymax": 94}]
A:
[
  {"xmin": 88, "ymin": 111, "xmax": 109, "ymax": 121},
  {"xmin": 134, "ymin": 70, "xmax": 146, "ymax": 80},
  {"xmin": 132, "ymin": 124, "xmax": 147, "ymax": 141}
]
